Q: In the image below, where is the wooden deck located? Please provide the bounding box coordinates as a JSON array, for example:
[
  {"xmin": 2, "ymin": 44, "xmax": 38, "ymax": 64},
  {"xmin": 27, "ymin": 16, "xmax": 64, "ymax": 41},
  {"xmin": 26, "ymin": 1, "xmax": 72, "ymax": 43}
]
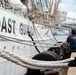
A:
[{"xmin": 67, "ymin": 52, "xmax": 76, "ymax": 75}]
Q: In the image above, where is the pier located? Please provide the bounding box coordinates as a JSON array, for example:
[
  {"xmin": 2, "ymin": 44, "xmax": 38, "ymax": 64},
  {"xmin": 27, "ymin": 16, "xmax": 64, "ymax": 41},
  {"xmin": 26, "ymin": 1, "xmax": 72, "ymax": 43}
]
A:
[{"xmin": 67, "ymin": 52, "xmax": 76, "ymax": 75}]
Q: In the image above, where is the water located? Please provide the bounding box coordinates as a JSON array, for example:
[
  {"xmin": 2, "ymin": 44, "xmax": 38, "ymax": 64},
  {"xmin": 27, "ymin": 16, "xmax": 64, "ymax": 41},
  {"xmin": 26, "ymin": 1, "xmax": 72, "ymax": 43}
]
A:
[{"xmin": 55, "ymin": 35, "xmax": 68, "ymax": 42}]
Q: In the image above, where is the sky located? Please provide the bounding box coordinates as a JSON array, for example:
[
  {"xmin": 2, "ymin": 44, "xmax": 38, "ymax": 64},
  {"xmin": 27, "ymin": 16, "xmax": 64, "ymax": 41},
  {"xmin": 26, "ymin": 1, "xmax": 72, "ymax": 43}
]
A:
[
  {"xmin": 58, "ymin": 0, "xmax": 76, "ymax": 18},
  {"xmin": 27, "ymin": 0, "xmax": 76, "ymax": 19}
]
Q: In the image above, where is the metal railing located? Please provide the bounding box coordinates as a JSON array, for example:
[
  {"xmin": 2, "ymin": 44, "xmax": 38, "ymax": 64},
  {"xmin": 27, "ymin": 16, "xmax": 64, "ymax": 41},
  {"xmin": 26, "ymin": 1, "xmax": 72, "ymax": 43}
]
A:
[{"xmin": 0, "ymin": 0, "xmax": 26, "ymax": 16}]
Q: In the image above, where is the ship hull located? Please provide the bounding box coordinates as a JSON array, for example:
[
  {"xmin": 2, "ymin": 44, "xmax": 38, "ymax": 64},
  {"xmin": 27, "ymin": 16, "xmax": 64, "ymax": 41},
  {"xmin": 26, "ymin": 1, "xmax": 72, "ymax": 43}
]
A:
[{"xmin": 0, "ymin": 7, "xmax": 54, "ymax": 75}]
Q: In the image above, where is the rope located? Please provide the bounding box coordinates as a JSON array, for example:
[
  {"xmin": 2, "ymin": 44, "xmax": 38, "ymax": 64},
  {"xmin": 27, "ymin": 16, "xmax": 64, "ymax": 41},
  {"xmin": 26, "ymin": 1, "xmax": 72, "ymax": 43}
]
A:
[
  {"xmin": 28, "ymin": 31, "xmax": 41, "ymax": 53},
  {"xmin": 34, "ymin": 24, "xmax": 49, "ymax": 47},
  {"xmin": 0, "ymin": 47, "xmax": 75, "ymax": 70},
  {"xmin": 45, "ymin": 0, "xmax": 49, "ymax": 9},
  {"xmin": 32, "ymin": 22, "xmax": 45, "ymax": 50},
  {"xmin": 0, "ymin": 35, "xmax": 53, "ymax": 48},
  {"xmin": 50, "ymin": 28, "xmax": 58, "ymax": 42},
  {"xmin": 32, "ymin": 22, "xmax": 48, "ymax": 50}
]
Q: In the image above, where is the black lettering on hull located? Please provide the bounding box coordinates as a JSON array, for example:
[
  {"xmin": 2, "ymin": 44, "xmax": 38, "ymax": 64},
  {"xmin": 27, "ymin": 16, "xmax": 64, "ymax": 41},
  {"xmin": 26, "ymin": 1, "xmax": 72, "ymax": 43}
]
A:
[
  {"xmin": 19, "ymin": 23, "xmax": 27, "ymax": 35},
  {"xmin": 8, "ymin": 18, "xmax": 12, "ymax": 33},
  {"xmin": 1, "ymin": 17, "xmax": 7, "ymax": 32},
  {"xmin": 1, "ymin": 17, "xmax": 16, "ymax": 34}
]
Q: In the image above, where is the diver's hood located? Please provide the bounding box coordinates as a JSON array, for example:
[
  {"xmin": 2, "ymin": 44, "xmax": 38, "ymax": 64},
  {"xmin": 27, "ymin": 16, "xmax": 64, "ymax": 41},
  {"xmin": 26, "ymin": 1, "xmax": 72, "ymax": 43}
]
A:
[{"xmin": 72, "ymin": 28, "xmax": 76, "ymax": 35}]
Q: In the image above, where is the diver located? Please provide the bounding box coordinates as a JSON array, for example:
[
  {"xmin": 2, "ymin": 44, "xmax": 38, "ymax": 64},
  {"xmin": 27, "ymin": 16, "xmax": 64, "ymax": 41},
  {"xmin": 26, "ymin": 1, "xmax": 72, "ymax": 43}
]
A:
[{"xmin": 61, "ymin": 28, "xmax": 76, "ymax": 59}]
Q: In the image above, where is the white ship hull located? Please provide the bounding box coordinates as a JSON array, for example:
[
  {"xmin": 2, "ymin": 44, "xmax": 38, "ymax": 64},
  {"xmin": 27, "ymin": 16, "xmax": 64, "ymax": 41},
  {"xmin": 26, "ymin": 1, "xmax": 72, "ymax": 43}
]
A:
[
  {"xmin": 0, "ymin": 0, "xmax": 73, "ymax": 75},
  {"xmin": 0, "ymin": 7, "xmax": 54, "ymax": 75}
]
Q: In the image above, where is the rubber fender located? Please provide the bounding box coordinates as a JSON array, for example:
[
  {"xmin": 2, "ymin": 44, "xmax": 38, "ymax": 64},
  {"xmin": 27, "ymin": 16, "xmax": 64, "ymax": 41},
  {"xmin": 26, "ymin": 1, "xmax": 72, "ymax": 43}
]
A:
[
  {"xmin": 25, "ymin": 51, "xmax": 58, "ymax": 75},
  {"xmin": 33, "ymin": 51, "xmax": 58, "ymax": 61}
]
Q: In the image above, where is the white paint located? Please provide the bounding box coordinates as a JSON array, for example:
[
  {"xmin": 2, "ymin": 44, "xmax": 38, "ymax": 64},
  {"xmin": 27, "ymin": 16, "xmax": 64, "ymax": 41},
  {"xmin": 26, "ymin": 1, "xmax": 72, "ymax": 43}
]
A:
[
  {"xmin": 0, "ymin": 7, "xmax": 53, "ymax": 75},
  {"xmin": 0, "ymin": 8, "xmax": 29, "ymax": 40},
  {"xmin": 8, "ymin": 0, "xmax": 27, "ymax": 13}
]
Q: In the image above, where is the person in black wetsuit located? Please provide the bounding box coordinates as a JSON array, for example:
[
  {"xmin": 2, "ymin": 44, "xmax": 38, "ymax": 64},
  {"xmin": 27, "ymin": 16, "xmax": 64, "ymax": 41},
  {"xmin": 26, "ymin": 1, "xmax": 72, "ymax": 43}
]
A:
[
  {"xmin": 66, "ymin": 28, "xmax": 76, "ymax": 50},
  {"xmin": 65, "ymin": 28, "xmax": 76, "ymax": 67},
  {"xmin": 62, "ymin": 28, "xmax": 76, "ymax": 59}
]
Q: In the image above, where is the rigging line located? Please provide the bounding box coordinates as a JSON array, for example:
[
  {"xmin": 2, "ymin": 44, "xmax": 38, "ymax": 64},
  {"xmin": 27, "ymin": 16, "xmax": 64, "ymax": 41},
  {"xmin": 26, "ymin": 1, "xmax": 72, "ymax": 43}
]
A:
[
  {"xmin": 0, "ymin": 38, "xmax": 53, "ymax": 45},
  {"xmin": 0, "ymin": 38, "xmax": 53, "ymax": 52},
  {"xmin": 32, "ymin": 22, "xmax": 50, "ymax": 49},
  {"xmin": 0, "ymin": 31, "xmax": 52, "ymax": 43},
  {"xmin": 54, "ymin": 34, "xmax": 69, "ymax": 36},
  {"xmin": 33, "ymin": 21, "xmax": 71, "ymax": 30},
  {"xmin": 43, "ymin": 28, "xmax": 57, "ymax": 43},
  {"xmin": 0, "ymin": 32, "xmax": 53, "ymax": 46},
  {"xmin": 33, "ymin": 22, "xmax": 49, "ymax": 46},
  {"xmin": 46, "ymin": 34, "xmax": 56, "ymax": 43},
  {"xmin": 51, "ymin": 16, "xmax": 69, "ymax": 42},
  {"xmin": 0, "ymin": 36, "xmax": 52, "ymax": 48},
  {"xmin": 45, "ymin": 0, "xmax": 49, "ymax": 9},
  {"xmin": 52, "ymin": 13, "xmax": 70, "ymax": 35},
  {"xmin": 40, "ymin": 0, "xmax": 43, "ymax": 13},
  {"xmin": 59, "ymin": 29, "xmax": 69, "ymax": 35},
  {"xmin": 32, "ymin": 22, "xmax": 45, "ymax": 51},
  {"xmin": 46, "ymin": 29, "xmax": 57, "ymax": 43},
  {"xmin": 50, "ymin": 28, "xmax": 58, "ymax": 42},
  {"xmin": 0, "ymin": 35, "xmax": 53, "ymax": 45},
  {"xmin": 28, "ymin": 31, "xmax": 40, "ymax": 53}
]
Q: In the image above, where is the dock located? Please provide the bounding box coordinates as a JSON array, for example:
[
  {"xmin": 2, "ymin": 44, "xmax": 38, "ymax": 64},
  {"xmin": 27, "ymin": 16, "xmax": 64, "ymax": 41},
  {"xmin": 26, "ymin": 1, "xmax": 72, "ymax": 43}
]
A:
[{"xmin": 67, "ymin": 52, "xmax": 76, "ymax": 75}]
